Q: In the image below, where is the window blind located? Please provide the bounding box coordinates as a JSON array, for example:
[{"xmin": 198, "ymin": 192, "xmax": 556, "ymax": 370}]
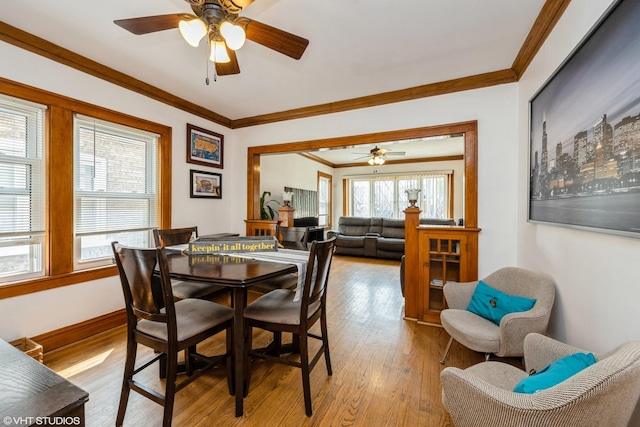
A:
[
  {"xmin": 0, "ymin": 95, "xmax": 46, "ymax": 282},
  {"xmin": 74, "ymin": 115, "xmax": 159, "ymax": 265}
]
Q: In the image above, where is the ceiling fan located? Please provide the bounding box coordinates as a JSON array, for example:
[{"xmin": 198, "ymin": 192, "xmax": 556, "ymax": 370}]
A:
[
  {"xmin": 113, "ymin": 0, "xmax": 309, "ymax": 77},
  {"xmin": 354, "ymin": 146, "xmax": 406, "ymax": 165}
]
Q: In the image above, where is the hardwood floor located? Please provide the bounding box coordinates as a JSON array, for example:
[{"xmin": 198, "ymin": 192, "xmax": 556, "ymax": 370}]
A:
[{"xmin": 43, "ymin": 256, "xmax": 521, "ymax": 426}]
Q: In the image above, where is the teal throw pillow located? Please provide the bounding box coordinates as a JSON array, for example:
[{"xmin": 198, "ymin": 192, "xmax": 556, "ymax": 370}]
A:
[
  {"xmin": 513, "ymin": 352, "xmax": 596, "ymax": 393},
  {"xmin": 466, "ymin": 280, "xmax": 536, "ymax": 325}
]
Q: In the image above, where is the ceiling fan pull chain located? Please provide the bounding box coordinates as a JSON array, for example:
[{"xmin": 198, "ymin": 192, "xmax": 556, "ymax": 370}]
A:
[{"xmin": 205, "ymin": 45, "xmax": 210, "ymax": 85}]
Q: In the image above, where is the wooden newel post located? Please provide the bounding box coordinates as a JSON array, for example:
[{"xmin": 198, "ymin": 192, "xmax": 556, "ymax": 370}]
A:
[
  {"xmin": 277, "ymin": 206, "xmax": 295, "ymax": 227},
  {"xmin": 403, "ymin": 206, "xmax": 421, "ymax": 319}
]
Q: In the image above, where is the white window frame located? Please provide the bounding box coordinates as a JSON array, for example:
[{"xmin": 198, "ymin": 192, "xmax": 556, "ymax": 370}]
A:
[{"xmin": 0, "ymin": 95, "xmax": 46, "ymax": 284}]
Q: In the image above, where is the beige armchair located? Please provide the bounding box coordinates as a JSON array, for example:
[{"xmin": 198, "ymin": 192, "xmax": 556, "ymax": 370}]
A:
[
  {"xmin": 441, "ymin": 333, "xmax": 640, "ymax": 427},
  {"xmin": 440, "ymin": 267, "xmax": 555, "ymax": 364}
]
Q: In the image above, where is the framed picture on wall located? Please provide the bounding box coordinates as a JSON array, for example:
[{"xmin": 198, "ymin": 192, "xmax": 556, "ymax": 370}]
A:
[
  {"xmin": 528, "ymin": 0, "xmax": 640, "ymax": 238},
  {"xmin": 186, "ymin": 124, "xmax": 223, "ymax": 169},
  {"xmin": 190, "ymin": 169, "xmax": 222, "ymax": 199}
]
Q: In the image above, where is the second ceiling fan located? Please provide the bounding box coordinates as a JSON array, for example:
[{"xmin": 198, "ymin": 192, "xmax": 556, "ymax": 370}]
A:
[
  {"xmin": 114, "ymin": 0, "xmax": 309, "ymax": 77},
  {"xmin": 354, "ymin": 146, "xmax": 406, "ymax": 165}
]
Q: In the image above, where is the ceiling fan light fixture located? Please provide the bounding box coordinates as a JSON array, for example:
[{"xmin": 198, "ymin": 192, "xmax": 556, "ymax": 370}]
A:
[
  {"xmin": 220, "ymin": 21, "xmax": 246, "ymax": 50},
  {"xmin": 368, "ymin": 155, "xmax": 385, "ymax": 165},
  {"xmin": 210, "ymin": 38, "xmax": 231, "ymax": 63},
  {"xmin": 179, "ymin": 18, "xmax": 208, "ymax": 47}
]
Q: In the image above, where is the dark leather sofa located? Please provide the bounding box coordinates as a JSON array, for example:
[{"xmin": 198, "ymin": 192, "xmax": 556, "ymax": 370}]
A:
[{"xmin": 327, "ymin": 216, "xmax": 456, "ymax": 260}]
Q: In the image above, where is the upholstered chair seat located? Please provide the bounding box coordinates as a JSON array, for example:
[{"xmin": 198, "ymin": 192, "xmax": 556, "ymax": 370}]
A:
[
  {"xmin": 137, "ymin": 298, "xmax": 233, "ymax": 342},
  {"xmin": 244, "ymin": 289, "xmax": 321, "ymax": 325}
]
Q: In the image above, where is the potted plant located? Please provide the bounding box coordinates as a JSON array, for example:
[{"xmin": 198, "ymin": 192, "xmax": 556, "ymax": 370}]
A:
[{"xmin": 260, "ymin": 191, "xmax": 280, "ymax": 220}]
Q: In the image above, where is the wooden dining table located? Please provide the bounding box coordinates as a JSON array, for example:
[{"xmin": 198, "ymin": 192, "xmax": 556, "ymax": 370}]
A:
[{"xmin": 164, "ymin": 251, "xmax": 299, "ymax": 417}]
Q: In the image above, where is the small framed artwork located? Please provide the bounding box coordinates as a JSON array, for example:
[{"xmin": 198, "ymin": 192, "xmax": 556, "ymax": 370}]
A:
[
  {"xmin": 190, "ymin": 169, "xmax": 222, "ymax": 199},
  {"xmin": 187, "ymin": 123, "xmax": 224, "ymax": 169}
]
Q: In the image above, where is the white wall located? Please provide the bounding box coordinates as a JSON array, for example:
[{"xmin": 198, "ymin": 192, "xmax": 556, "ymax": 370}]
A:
[
  {"xmin": 261, "ymin": 153, "xmax": 333, "ymax": 194},
  {"xmin": 517, "ymin": 0, "xmax": 640, "ymax": 352}
]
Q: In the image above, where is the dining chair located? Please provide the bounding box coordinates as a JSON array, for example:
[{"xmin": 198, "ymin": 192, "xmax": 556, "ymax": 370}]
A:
[
  {"xmin": 153, "ymin": 227, "xmax": 229, "ymax": 301},
  {"xmin": 243, "ymin": 236, "xmax": 337, "ymax": 416},
  {"xmin": 277, "ymin": 225, "xmax": 310, "ymax": 250},
  {"xmin": 111, "ymin": 242, "xmax": 234, "ymax": 427}
]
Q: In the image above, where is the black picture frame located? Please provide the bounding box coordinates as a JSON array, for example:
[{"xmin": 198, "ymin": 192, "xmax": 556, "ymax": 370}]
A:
[
  {"xmin": 190, "ymin": 169, "xmax": 222, "ymax": 199},
  {"xmin": 528, "ymin": 0, "xmax": 640, "ymax": 238},
  {"xmin": 187, "ymin": 123, "xmax": 223, "ymax": 169}
]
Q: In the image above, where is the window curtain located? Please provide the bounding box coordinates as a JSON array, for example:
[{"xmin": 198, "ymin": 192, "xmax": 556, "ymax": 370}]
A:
[{"xmin": 284, "ymin": 186, "xmax": 318, "ymax": 218}]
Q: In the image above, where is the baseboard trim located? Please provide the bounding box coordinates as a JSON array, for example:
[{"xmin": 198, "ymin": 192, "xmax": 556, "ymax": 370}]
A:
[{"xmin": 32, "ymin": 309, "xmax": 127, "ymax": 353}]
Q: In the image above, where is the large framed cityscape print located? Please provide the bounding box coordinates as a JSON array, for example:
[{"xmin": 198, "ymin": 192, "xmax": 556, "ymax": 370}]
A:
[{"xmin": 528, "ymin": 0, "xmax": 640, "ymax": 238}]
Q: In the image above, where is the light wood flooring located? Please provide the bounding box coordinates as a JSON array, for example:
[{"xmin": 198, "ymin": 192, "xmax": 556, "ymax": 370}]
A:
[{"xmin": 44, "ymin": 255, "xmax": 521, "ymax": 426}]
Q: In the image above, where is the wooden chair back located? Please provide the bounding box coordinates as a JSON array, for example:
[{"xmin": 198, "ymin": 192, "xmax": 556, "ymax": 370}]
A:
[
  {"xmin": 111, "ymin": 242, "xmax": 176, "ymax": 334},
  {"xmin": 153, "ymin": 227, "xmax": 198, "ymax": 247},
  {"xmin": 300, "ymin": 237, "xmax": 336, "ymax": 320},
  {"xmin": 277, "ymin": 225, "xmax": 310, "ymax": 250}
]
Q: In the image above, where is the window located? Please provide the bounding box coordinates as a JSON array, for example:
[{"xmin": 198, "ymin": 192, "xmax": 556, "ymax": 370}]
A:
[
  {"xmin": 347, "ymin": 172, "xmax": 452, "ymax": 219},
  {"xmin": 74, "ymin": 116, "xmax": 159, "ymax": 269},
  {"xmin": 0, "ymin": 81, "xmax": 171, "ymax": 298},
  {"xmin": 317, "ymin": 172, "xmax": 332, "ymax": 227},
  {"xmin": 0, "ymin": 95, "xmax": 46, "ymax": 283}
]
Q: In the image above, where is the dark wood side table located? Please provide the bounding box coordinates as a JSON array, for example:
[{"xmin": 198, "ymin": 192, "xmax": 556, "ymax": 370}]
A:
[{"xmin": 0, "ymin": 339, "xmax": 89, "ymax": 427}]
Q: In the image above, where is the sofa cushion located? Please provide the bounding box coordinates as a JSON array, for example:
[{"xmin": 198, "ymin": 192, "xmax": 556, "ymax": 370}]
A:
[
  {"xmin": 334, "ymin": 235, "xmax": 365, "ymax": 248},
  {"xmin": 381, "ymin": 219, "xmax": 405, "ymax": 238},
  {"xmin": 376, "ymin": 237, "xmax": 404, "ymax": 251},
  {"xmin": 338, "ymin": 217, "xmax": 372, "ymax": 236},
  {"xmin": 368, "ymin": 217, "xmax": 383, "ymax": 234}
]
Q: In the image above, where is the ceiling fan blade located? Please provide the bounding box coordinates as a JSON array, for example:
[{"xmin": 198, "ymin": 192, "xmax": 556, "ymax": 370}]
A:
[
  {"xmin": 385, "ymin": 152, "xmax": 406, "ymax": 156},
  {"xmin": 114, "ymin": 14, "xmax": 195, "ymax": 35},
  {"xmin": 245, "ymin": 19, "xmax": 309, "ymax": 60},
  {"xmin": 215, "ymin": 49, "xmax": 241, "ymax": 75}
]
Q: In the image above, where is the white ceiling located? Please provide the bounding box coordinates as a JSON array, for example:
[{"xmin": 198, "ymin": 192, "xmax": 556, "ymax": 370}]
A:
[{"xmin": 1, "ymin": 0, "xmax": 546, "ymax": 121}]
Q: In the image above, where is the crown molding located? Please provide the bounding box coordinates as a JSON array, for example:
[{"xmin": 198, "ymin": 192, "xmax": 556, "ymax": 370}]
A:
[{"xmin": 0, "ymin": 0, "xmax": 569, "ymax": 128}]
